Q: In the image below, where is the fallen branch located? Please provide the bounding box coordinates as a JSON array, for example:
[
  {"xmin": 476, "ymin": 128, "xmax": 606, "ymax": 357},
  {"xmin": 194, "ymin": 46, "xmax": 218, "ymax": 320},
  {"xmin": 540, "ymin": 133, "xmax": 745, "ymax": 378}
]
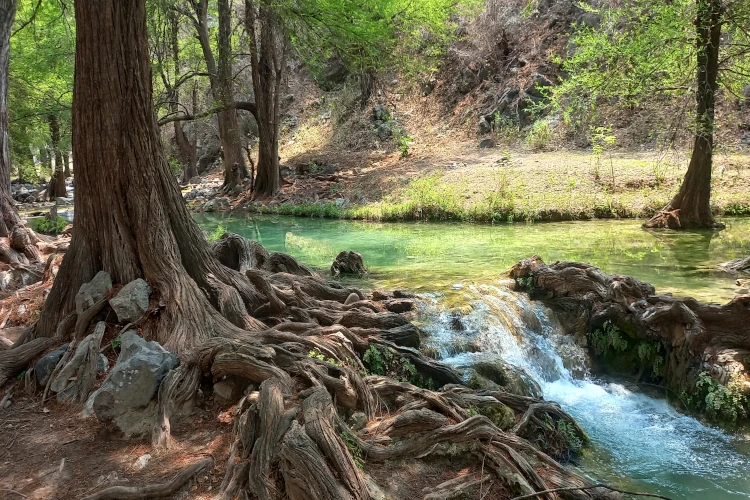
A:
[
  {"xmin": 80, "ymin": 457, "xmax": 213, "ymax": 500},
  {"xmin": 511, "ymin": 483, "xmax": 674, "ymax": 500}
]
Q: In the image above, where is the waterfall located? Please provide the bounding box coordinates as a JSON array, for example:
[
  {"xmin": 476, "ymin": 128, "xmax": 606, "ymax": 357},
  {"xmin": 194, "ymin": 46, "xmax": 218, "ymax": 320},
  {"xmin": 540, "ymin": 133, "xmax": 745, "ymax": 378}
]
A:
[{"xmin": 421, "ymin": 282, "xmax": 750, "ymax": 500}]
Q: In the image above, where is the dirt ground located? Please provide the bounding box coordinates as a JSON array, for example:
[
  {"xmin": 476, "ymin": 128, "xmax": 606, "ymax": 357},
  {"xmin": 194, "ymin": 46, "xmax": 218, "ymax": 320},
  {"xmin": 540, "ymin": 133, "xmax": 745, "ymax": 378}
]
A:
[{"xmin": 0, "ymin": 387, "xmax": 233, "ymax": 500}]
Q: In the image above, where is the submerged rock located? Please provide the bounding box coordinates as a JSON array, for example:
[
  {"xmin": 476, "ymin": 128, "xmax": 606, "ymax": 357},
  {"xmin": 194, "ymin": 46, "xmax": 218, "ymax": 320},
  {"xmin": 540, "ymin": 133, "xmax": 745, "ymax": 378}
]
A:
[
  {"xmin": 331, "ymin": 251, "xmax": 367, "ymax": 277},
  {"xmin": 456, "ymin": 354, "xmax": 542, "ymax": 399}
]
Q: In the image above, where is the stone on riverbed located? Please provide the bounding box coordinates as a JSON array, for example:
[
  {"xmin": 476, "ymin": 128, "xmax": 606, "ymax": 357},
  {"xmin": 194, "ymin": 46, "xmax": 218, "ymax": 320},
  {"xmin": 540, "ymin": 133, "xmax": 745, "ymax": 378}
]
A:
[
  {"xmin": 331, "ymin": 250, "xmax": 367, "ymax": 277},
  {"xmin": 456, "ymin": 354, "xmax": 542, "ymax": 399}
]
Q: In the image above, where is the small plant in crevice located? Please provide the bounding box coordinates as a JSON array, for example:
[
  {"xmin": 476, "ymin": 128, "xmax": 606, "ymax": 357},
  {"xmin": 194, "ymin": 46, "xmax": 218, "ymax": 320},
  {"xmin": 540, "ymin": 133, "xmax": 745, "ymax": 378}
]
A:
[
  {"xmin": 207, "ymin": 224, "xmax": 227, "ymax": 242},
  {"xmin": 637, "ymin": 341, "xmax": 664, "ymax": 377},
  {"xmin": 515, "ymin": 276, "xmax": 533, "ymax": 291},
  {"xmin": 361, "ymin": 345, "xmax": 436, "ymax": 389},
  {"xmin": 590, "ymin": 320, "xmax": 627, "ymax": 356},
  {"xmin": 111, "ymin": 335, "xmax": 122, "ymax": 350},
  {"xmin": 340, "ymin": 431, "xmax": 364, "ymax": 471},
  {"xmin": 308, "ymin": 348, "xmax": 340, "ymax": 366},
  {"xmin": 556, "ymin": 420, "xmax": 583, "ymax": 456}
]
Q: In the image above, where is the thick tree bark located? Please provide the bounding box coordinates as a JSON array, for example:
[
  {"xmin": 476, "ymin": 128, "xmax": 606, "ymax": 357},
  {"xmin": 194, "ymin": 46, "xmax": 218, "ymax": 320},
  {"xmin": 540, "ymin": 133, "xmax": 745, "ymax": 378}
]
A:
[
  {"xmin": 246, "ymin": 0, "xmax": 283, "ymax": 198},
  {"xmin": 0, "ymin": 0, "xmax": 20, "ymax": 237},
  {"xmin": 645, "ymin": 0, "xmax": 724, "ymax": 230},
  {"xmin": 34, "ymin": 0, "xmax": 264, "ymax": 352},
  {"xmin": 46, "ymin": 114, "xmax": 67, "ymax": 199},
  {"xmin": 63, "ymin": 152, "xmax": 71, "ymax": 177}
]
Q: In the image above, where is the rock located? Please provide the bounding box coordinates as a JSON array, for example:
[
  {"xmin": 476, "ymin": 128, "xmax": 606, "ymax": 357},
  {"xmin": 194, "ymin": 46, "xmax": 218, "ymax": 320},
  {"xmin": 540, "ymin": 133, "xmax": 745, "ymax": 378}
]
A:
[
  {"xmin": 741, "ymin": 131, "xmax": 750, "ymax": 147},
  {"xmin": 331, "ymin": 251, "xmax": 367, "ymax": 277},
  {"xmin": 134, "ymin": 453, "xmax": 152, "ymax": 471},
  {"xmin": 56, "ymin": 196, "xmax": 73, "ymax": 205},
  {"xmin": 383, "ymin": 299, "xmax": 414, "ymax": 313},
  {"xmin": 478, "ymin": 138, "xmax": 496, "ymax": 149},
  {"xmin": 109, "ymin": 278, "xmax": 151, "ymax": 323},
  {"xmin": 344, "ymin": 293, "xmax": 360, "ymax": 305},
  {"xmin": 189, "ymin": 176, "xmax": 201, "ymax": 184},
  {"xmin": 456, "ymin": 354, "xmax": 542, "ymax": 399},
  {"xmin": 35, "ymin": 344, "xmax": 70, "ymax": 386},
  {"xmin": 75, "ymin": 271, "xmax": 113, "ymax": 316},
  {"xmin": 202, "ymin": 197, "xmax": 230, "ymax": 212},
  {"xmin": 334, "ymin": 197, "xmax": 350, "ymax": 208},
  {"xmin": 232, "ymin": 184, "xmax": 243, "ymax": 196},
  {"xmin": 348, "ymin": 411, "xmax": 368, "ymax": 431},
  {"xmin": 372, "ymin": 104, "xmax": 390, "ymax": 122},
  {"xmin": 51, "ymin": 327, "xmax": 106, "ymax": 402},
  {"xmin": 477, "ymin": 116, "xmax": 492, "ymax": 135},
  {"xmin": 91, "ymin": 331, "xmax": 179, "ymax": 436},
  {"xmin": 525, "ymin": 73, "xmax": 553, "ymax": 99},
  {"xmin": 375, "ymin": 122, "xmax": 392, "ymax": 140},
  {"xmin": 213, "ymin": 376, "xmax": 250, "ymax": 402}
]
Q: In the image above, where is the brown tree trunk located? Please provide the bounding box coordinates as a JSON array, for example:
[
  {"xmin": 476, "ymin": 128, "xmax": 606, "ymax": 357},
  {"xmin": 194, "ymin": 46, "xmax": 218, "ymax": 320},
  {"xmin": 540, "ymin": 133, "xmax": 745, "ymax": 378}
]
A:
[
  {"xmin": 168, "ymin": 10, "xmax": 193, "ymax": 183},
  {"xmin": 246, "ymin": 0, "xmax": 283, "ymax": 198},
  {"xmin": 46, "ymin": 114, "xmax": 67, "ymax": 199},
  {"xmin": 645, "ymin": 0, "xmax": 723, "ymax": 230},
  {"xmin": 183, "ymin": 83, "xmax": 199, "ymax": 181},
  {"xmin": 186, "ymin": 0, "xmax": 247, "ymax": 192},
  {"xmin": 0, "ymin": 0, "xmax": 31, "ymax": 240},
  {"xmin": 34, "ymin": 0, "xmax": 264, "ymax": 351},
  {"xmin": 63, "ymin": 152, "xmax": 71, "ymax": 177}
]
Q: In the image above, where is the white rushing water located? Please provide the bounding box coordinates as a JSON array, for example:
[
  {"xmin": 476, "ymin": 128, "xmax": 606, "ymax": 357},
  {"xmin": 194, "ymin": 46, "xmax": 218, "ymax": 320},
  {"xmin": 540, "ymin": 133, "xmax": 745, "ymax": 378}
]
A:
[{"xmin": 421, "ymin": 282, "xmax": 750, "ymax": 500}]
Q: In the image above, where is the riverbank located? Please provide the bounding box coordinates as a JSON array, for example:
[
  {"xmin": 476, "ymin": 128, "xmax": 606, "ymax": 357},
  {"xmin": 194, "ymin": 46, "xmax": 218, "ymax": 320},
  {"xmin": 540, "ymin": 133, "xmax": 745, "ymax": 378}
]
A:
[{"xmin": 240, "ymin": 148, "xmax": 750, "ymax": 222}]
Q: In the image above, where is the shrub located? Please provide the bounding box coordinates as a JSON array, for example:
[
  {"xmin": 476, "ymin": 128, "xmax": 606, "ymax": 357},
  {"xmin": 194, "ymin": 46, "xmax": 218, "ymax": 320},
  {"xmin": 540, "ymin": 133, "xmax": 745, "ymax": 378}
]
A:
[
  {"xmin": 524, "ymin": 120, "xmax": 553, "ymax": 151},
  {"xmin": 35, "ymin": 216, "xmax": 68, "ymax": 235},
  {"xmin": 207, "ymin": 224, "xmax": 227, "ymax": 242}
]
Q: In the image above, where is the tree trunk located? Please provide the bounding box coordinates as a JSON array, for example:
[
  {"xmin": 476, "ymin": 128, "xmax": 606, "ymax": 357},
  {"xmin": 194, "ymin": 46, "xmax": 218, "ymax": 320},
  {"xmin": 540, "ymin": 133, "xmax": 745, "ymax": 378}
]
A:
[
  {"xmin": 0, "ymin": 0, "xmax": 33, "ymax": 241},
  {"xmin": 187, "ymin": 0, "xmax": 247, "ymax": 192},
  {"xmin": 246, "ymin": 0, "xmax": 283, "ymax": 199},
  {"xmin": 34, "ymin": 0, "xmax": 264, "ymax": 351},
  {"xmin": 183, "ymin": 83, "xmax": 199, "ymax": 181},
  {"xmin": 46, "ymin": 114, "xmax": 67, "ymax": 199},
  {"xmin": 645, "ymin": 0, "xmax": 723, "ymax": 230},
  {"xmin": 63, "ymin": 152, "xmax": 71, "ymax": 177},
  {"xmin": 169, "ymin": 10, "xmax": 193, "ymax": 184}
]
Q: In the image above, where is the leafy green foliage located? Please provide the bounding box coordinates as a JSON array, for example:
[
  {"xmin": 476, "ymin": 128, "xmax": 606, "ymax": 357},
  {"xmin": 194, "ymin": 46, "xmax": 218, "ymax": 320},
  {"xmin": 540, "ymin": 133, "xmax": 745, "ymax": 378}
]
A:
[
  {"xmin": 340, "ymin": 431, "xmax": 364, "ymax": 470},
  {"xmin": 35, "ymin": 216, "xmax": 68, "ymax": 235},
  {"xmin": 637, "ymin": 341, "xmax": 664, "ymax": 377},
  {"xmin": 362, "ymin": 345, "xmax": 435, "ymax": 389},
  {"xmin": 556, "ymin": 420, "xmax": 583, "ymax": 455},
  {"xmin": 590, "ymin": 320, "xmax": 628, "ymax": 356},
  {"xmin": 111, "ymin": 335, "xmax": 122, "ymax": 350},
  {"xmin": 694, "ymin": 371, "xmax": 748, "ymax": 422},
  {"xmin": 590, "ymin": 126, "xmax": 616, "ymax": 185},
  {"xmin": 207, "ymin": 225, "xmax": 227, "ymax": 242},
  {"xmin": 308, "ymin": 348, "xmax": 340, "ymax": 366},
  {"xmin": 524, "ymin": 120, "xmax": 553, "ymax": 151},
  {"xmin": 397, "ymin": 134, "xmax": 413, "ymax": 158}
]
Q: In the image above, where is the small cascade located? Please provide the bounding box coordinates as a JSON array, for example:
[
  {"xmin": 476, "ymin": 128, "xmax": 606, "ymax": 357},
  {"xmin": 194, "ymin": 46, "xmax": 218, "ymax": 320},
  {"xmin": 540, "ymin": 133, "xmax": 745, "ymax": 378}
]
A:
[{"xmin": 421, "ymin": 281, "xmax": 750, "ymax": 500}]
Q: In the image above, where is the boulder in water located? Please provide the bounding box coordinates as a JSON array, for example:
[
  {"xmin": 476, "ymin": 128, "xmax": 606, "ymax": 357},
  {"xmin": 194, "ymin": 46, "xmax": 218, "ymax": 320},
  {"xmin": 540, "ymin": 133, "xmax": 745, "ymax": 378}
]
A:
[
  {"xmin": 456, "ymin": 354, "xmax": 542, "ymax": 399},
  {"xmin": 331, "ymin": 250, "xmax": 367, "ymax": 277}
]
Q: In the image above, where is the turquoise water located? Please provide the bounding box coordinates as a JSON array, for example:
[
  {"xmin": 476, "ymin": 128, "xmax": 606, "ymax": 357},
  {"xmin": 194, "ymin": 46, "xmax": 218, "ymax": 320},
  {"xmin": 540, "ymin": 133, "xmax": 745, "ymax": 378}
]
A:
[
  {"xmin": 195, "ymin": 214, "xmax": 750, "ymax": 499},
  {"xmin": 196, "ymin": 214, "xmax": 750, "ymax": 303}
]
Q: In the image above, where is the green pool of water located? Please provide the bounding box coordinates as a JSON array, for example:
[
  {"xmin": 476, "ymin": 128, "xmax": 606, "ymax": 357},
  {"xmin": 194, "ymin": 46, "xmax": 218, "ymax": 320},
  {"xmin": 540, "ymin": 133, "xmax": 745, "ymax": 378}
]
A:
[{"xmin": 196, "ymin": 214, "xmax": 750, "ymax": 303}]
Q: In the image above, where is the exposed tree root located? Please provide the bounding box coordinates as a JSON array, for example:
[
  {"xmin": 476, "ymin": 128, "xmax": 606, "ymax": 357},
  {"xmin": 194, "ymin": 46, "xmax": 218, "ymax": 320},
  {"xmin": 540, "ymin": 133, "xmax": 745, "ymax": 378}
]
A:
[
  {"xmin": 511, "ymin": 255, "xmax": 750, "ymax": 415},
  {"xmin": 718, "ymin": 255, "xmax": 750, "ymax": 276},
  {"xmin": 80, "ymin": 457, "xmax": 213, "ymax": 500}
]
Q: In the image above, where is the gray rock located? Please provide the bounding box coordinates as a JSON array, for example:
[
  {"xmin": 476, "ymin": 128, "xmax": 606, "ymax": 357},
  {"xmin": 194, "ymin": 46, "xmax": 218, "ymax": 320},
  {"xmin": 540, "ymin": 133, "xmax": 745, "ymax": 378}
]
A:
[
  {"xmin": 478, "ymin": 138, "xmax": 496, "ymax": 149},
  {"xmin": 51, "ymin": 327, "xmax": 106, "ymax": 402},
  {"xmin": 56, "ymin": 196, "xmax": 73, "ymax": 205},
  {"xmin": 741, "ymin": 131, "xmax": 750, "ymax": 146},
  {"xmin": 109, "ymin": 279, "xmax": 151, "ymax": 323},
  {"xmin": 455, "ymin": 354, "xmax": 542, "ymax": 399},
  {"xmin": 375, "ymin": 122, "xmax": 393, "ymax": 140},
  {"xmin": 189, "ymin": 176, "xmax": 201, "ymax": 184},
  {"xmin": 477, "ymin": 116, "xmax": 492, "ymax": 135},
  {"xmin": 348, "ymin": 411, "xmax": 368, "ymax": 431},
  {"xmin": 213, "ymin": 376, "xmax": 250, "ymax": 402},
  {"xmin": 202, "ymin": 197, "xmax": 230, "ymax": 212},
  {"xmin": 35, "ymin": 344, "xmax": 69, "ymax": 386},
  {"xmin": 75, "ymin": 271, "xmax": 113, "ymax": 316},
  {"xmin": 334, "ymin": 197, "xmax": 350, "ymax": 208},
  {"xmin": 372, "ymin": 104, "xmax": 390, "ymax": 122},
  {"xmin": 525, "ymin": 73, "xmax": 553, "ymax": 99},
  {"xmin": 91, "ymin": 331, "xmax": 179, "ymax": 435}
]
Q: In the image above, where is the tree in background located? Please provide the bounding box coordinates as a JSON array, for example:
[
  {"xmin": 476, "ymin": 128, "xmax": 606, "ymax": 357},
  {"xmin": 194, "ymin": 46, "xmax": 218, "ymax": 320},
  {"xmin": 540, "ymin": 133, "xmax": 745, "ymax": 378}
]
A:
[
  {"xmin": 0, "ymin": 0, "xmax": 19, "ymax": 235},
  {"xmin": 554, "ymin": 0, "xmax": 750, "ymax": 229}
]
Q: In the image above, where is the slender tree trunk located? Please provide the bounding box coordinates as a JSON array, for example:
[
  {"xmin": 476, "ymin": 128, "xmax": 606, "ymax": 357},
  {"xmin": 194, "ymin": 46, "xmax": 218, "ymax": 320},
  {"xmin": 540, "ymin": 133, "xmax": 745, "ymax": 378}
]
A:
[
  {"xmin": 188, "ymin": 0, "xmax": 247, "ymax": 192},
  {"xmin": 63, "ymin": 152, "xmax": 71, "ymax": 177},
  {"xmin": 246, "ymin": 0, "xmax": 283, "ymax": 198},
  {"xmin": 169, "ymin": 10, "xmax": 193, "ymax": 183},
  {"xmin": 183, "ymin": 82, "xmax": 199, "ymax": 182},
  {"xmin": 645, "ymin": 0, "xmax": 724, "ymax": 230},
  {"xmin": 46, "ymin": 114, "xmax": 67, "ymax": 199},
  {"xmin": 0, "ymin": 0, "xmax": 24, "ymax": 237},
  {"xmin": 35, "ymin": 0, "xmax": 263, "ymax": 351}
]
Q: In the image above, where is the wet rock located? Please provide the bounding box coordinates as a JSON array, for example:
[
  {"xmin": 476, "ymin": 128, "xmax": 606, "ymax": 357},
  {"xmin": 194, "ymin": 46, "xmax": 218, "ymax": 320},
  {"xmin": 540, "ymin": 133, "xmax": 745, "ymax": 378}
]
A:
[
  {"xmin": 202, "ymin": 197, "xmax": 230, "ymax": 212},
  {"xmin": 331, "ymin": 251, "xmax": 367, "ymax": 277},
  {"xmin": 109, "ymin": 278, "xmax": 151, "ymax": 323},
  {"xmin": 91, "ymin": 330, "xmax": 179, "ymax": 437},
  {"xmin": 383, "ymin": 299, "xmax": 415, "ymax": 313},
  {"xmin": 75, "ymin": 271, "xmax": 112, "ymax": 316},
  {"xmin": 35, "ymin": 344, "xmax": 69, "ymax": 386},
  {"xmin": 371, "ymin": 290, "xmax": 391, "ymax": 301},
  {"xmin": 393, "ymin": 290, "xmax": 415, "ymax": 299},
  {"xmin": 457, "ymin": 354, "xmax": 542, "ymax": 398}
]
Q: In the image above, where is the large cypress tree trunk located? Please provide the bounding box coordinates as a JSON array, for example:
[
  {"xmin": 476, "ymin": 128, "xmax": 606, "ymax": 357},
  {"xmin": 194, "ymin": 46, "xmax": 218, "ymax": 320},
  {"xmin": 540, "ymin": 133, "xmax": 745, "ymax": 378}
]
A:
[
  {"xmin": 46, "ymin": 113, "xmax": 67, "ymax": 199},
  {"xmin": 0, "ymin": 0, "xmax": 22, "ymax": 237},
  {"xmin": 645, "ymin": 0, "xmax": 724, "ymax": 230},
  {"xmin": 246, "ymin": 0, "xmax": 283, "ymax": 198},
  {"xmin": 34, "ymin": 0, "xmax": 264, "ymax": 351}
]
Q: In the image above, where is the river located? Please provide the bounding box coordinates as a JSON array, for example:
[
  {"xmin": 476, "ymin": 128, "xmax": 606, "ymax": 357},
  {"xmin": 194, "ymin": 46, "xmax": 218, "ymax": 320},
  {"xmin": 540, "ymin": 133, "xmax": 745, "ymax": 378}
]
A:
[{"xmin": 195, "ymin": 214, "xmax": 750, "ymax": 499}]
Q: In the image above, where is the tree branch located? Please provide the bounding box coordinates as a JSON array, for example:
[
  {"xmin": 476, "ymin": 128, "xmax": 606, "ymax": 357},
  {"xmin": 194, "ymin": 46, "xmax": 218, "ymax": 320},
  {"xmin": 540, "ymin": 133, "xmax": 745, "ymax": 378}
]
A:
[
  {"xmin": 157, "ymin": 101, "xmax": 258, "ymax": 126},
  {"xmin": 511, "ymin": 483, "xmax": 674, "ymax": 500}
]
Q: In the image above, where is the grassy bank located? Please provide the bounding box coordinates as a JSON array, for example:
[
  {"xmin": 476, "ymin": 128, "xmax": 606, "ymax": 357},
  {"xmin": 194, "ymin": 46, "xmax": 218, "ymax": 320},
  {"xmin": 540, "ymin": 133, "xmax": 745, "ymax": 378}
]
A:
[{"xmin": 248, "ymin": 150, "xmax": 750, "ymax": 222}]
